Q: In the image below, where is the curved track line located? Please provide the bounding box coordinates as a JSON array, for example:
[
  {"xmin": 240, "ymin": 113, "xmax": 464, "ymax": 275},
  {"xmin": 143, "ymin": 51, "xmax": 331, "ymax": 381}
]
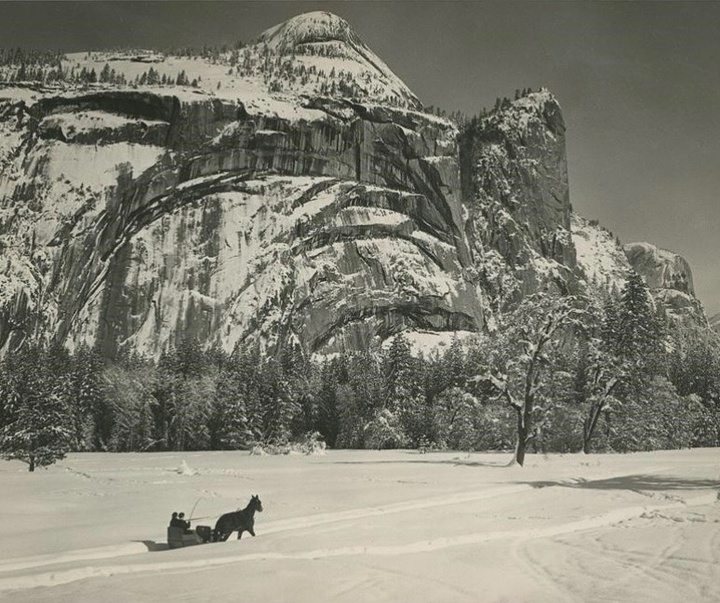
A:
[
  {"xmin": 260, "ymin": 483, "xmax": 532, "ymax": 535},
  {"xmin": 0, "ymin": 543, "xmax": 148, "ymax": 574}
]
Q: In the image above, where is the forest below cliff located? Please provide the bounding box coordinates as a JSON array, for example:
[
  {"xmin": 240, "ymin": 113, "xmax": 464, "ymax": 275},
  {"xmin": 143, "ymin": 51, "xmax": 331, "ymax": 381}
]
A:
[{"xmin": 2, "ymin": 272, "xmax": 719, "ymax": 470}]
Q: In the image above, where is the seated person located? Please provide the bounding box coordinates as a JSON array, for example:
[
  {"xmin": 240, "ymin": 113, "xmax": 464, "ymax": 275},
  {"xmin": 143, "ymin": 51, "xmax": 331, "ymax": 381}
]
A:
[
  {"xmin": 178, "ymin": 512, "xmax": 192, "ymax": 532},
  {"xmin": 169, "ymin": 511, "xmax": 185, "ymax": 529}
]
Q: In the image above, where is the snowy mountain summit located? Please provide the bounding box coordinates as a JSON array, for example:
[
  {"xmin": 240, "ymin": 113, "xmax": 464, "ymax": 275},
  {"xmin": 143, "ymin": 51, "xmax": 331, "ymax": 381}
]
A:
[
  {"xmin": 258, "ymin": 11, "xmax": 365, "ymax": 49},
  {"xmin": 255, "ymin": 11, "xmax": 421, "ymax": 108}
]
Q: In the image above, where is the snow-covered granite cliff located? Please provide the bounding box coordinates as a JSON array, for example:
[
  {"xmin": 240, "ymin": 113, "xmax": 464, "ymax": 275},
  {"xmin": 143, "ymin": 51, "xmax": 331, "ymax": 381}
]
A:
[{"xmin": 0, "ymin": 11, "xmax": 707, "ymax": 358}]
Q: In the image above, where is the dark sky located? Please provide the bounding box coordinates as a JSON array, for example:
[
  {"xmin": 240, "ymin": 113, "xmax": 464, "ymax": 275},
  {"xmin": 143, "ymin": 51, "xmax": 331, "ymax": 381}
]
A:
[{"xmin": 3, "ymin": 1, "xmax": 719, "ymax": 315}]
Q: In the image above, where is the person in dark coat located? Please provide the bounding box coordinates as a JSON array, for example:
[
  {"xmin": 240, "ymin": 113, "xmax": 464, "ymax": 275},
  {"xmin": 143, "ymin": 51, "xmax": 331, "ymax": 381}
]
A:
[
  {"xmin": 169, "ymin": 511, "xmax": 184, "ymax": 528},
  {"xmin": 178, "ymin": 512, "xmax": 191, "ymax": 532}
]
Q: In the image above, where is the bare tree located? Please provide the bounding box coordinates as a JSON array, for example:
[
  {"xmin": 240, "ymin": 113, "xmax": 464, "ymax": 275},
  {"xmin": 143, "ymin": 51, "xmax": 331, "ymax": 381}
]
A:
[
  {"xmin": 473, "ymin": 293, "xmax": 586, "ymax": 466},
  {"xmin": 580, "ymin": 344, "xmax": 623, "ymax": 453}
]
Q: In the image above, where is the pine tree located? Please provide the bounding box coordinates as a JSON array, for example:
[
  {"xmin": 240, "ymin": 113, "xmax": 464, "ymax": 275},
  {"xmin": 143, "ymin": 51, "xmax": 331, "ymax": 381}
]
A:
[
  {"xmin": 382, "ymin": 333, "xmax": 424, "ymax": 446},
  {"xmin": 335, "ymin": 384, "xmax": 363, "ymax": 448},
  {"xmin": 146, "ymin": 67, "xmax": 160, "ymax": 85},
  {"xmin": 212, "ymin": 380, "xmax": 252, "ymax": 449},
  {"xmin": 99, "ymin": 63, "xmax": 112, "ymax": 83},
  {"xmin": 615, "ymin": 272, "xmax": 663, "ymax": 369},
  {"xmin": 279, "ymin": 339, "xmax": 317, "ymax": 438},
  {"xmin": 260, "ymin": 357, "xmax": 298, "ymax": 446},
  {"xmin": 423, "ymin": 337, "xmax": 467, "ymax": 412},
  {"xmin": 0, "ymin": 344, "xmax": 72, "ymax": 471},
  {"xmin": 348, "ymin": 348, "xmax": 383, "ymax": 425},
  {"xmin": 69, "ymin": 344, "xmax": 106, "ymax": 451},
  {"xmin": 596, "ymin": 272, "xmax": 675, "ymax": 450},
  {"xmin": 210, "ymin": 346, "xmax": 255, "ymax": 449},
  {"xmin": 316, "ymin": 355, "xmax": 348, "ymax": 447},
  {"xmin": 383, "ymin": 333, "xmax": 432, "ymax": 446}
]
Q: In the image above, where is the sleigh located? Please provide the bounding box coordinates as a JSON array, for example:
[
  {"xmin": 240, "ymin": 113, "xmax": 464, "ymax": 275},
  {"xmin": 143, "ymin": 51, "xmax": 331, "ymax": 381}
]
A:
[{"xmin": 167, "ymin": 524, "xmax": 213, "ymax": 549}]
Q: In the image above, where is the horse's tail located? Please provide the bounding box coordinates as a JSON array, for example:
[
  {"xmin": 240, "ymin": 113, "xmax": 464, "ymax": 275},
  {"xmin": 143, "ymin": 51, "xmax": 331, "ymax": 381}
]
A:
[{"xmin": 211, "ymin": 514, "xmax": 224, "ymax": 542}]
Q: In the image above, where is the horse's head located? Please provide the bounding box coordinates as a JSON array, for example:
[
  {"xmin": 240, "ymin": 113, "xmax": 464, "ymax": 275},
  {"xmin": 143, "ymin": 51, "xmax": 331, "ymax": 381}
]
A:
[{"xmin": 251, "ymin": 494, "xmax": 263, "ymax": 512}]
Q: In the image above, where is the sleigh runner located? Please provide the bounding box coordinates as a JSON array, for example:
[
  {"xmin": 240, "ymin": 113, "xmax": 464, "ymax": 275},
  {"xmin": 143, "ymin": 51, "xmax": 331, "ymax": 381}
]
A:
[{"xmin": 167, "ymin": 524, "xmax": 213, "ymax": 549}]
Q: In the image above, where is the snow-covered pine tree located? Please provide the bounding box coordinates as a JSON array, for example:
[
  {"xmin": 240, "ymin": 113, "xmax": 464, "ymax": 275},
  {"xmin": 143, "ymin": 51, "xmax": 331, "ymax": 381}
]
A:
[
  {"xmin": 335, "ymin": 383, "xmax": 363, "ymax": 448},
  {"xmin": 426, "ymin": 336, "xmax": 467, "ymax": 403},
  {"xmin": 603, "ymin": 272, "xmax": 680, "ymax": 450},
  {"xmin": 69, "ymin": 343, "xmax": 106, "ymax": 451},
  {"xmin": 279, "ymin": 338, "xmax": 317, "ymax": 438},
  {"xmin": 210, "ymin": 346, "xmax": 255, "ymax": 449},
  {"xmin": 614, "ymin": 271, "xmax": 664, "ymax": 370},
  {"xmin": 346, "ymin": 347, "xmax": 384, "ymax": 444},
  {"xmin": 315, "ymin": 355, "xmax": 349, "ymax": 447},
  {"xmin": 152, "ymin": 348, "xmax": 180, "ymax": 450},
  {"xmin": 382, "ymin": 333, "xmax": 425, "ymax": 446},
  {"xmin": 212, "ymin": 382, "xmax": 252, "ymax": 449},
  {"xmin": 152, "ymin": 340, "xmax": 218, "ymax": 451},
  {"xmin": 0, "ymin": 344, "xmax": 72, "ymax": 471}
]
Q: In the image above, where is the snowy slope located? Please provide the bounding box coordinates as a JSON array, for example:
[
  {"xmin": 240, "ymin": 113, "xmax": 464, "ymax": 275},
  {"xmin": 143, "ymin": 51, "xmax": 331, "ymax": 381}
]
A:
[
  {"xmin": 571, "ymin": 213, "xmax": 630, "ymax": 295},
  {"xmin": 1, "ymin": 449, "xmax": 719, "ymax": 602},
  {"xmin": 59, "ymin": 12, "xmax": 420, "ymax": 113}
]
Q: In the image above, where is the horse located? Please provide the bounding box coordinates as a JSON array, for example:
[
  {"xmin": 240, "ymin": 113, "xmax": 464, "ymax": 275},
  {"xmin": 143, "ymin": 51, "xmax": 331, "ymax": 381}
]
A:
[{"xmin": 212, "ymin": 495, "xmax": 263, "ymax": 542}]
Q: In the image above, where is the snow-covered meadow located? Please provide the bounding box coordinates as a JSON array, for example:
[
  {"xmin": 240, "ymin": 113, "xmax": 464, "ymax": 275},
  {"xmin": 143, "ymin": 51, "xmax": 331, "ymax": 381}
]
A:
[{"xmin": 1, "ymin": 448, "xmax": 719, "ymax": 603}]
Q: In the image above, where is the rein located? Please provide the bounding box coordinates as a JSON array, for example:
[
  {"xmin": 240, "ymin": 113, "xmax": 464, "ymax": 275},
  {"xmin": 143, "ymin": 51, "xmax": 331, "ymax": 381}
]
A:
[
  {"xmin": 189, "ymin": 514, "xmax": 215, "ymax": 521},
  {"xmin": 188, "ymin": 496, "xmax": 203, "ymax": 522}
]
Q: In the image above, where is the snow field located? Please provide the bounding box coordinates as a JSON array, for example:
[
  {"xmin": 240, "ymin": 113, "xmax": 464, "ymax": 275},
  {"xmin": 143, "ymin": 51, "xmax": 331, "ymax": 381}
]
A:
[{"xmin": 0, "ymin": 448, "xmax": 719, "ymax": 602}]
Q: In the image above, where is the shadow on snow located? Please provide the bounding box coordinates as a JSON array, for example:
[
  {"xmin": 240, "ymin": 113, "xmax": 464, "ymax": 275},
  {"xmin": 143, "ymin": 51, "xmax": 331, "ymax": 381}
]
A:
[
  {"xmin": 518, "ymin": 474, "xmax": 720, "ymax": 492},
  {"xmin": 134, "ymin": 539, "xmax": 169, "ymax": 552},
  {"xmin": 327, "ymin": 454, "xmax": 512, "ymax": 469}
]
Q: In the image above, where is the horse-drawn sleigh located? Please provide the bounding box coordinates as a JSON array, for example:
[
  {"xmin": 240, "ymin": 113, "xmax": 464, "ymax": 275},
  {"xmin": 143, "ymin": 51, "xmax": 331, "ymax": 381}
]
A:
[{"xmin": 167, "ymin": 495, "xmax": 263, "ymax": 549}]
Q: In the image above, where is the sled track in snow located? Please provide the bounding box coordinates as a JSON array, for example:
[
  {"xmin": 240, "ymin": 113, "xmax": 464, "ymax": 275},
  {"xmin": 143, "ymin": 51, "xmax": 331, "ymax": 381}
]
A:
[
  {"xmin": 0, "ymin": 482, "xmax": 530, "ymax": 576},
  {"xmin": 0, "ymin": 482, "xmax": 531, "ymax": 574},
  {"xmin": 1, "ymin": 481, "xmax": 716, "ymax": 593}
]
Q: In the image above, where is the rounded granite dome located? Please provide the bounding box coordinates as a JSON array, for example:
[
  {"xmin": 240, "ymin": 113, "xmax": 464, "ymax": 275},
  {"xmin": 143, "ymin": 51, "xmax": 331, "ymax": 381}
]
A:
[
  {"xmin": 254, "ymin": 11, "xmax": 421, "ymax": 109},
  {"xmin": 257, "ymin": 11, "xmax": 361, "ymax": 51}
]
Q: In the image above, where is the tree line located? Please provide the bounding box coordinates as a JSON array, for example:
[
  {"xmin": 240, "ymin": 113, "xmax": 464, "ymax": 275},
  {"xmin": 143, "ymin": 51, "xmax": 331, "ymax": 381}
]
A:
[{"xmin": 1, "ymin": 272, "xmax": 719, "ymax": 470}]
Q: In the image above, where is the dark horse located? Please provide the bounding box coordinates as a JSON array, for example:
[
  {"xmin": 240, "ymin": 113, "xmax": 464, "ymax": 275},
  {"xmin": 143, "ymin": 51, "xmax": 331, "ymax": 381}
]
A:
[{"xmin": 212, "ymin": 495, "xmax": 263, "ymax": 542}]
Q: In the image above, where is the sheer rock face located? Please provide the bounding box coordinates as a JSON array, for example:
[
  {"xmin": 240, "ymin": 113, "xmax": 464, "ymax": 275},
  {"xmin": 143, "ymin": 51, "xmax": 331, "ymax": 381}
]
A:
[
  {"xmin": 653, "ymin": 289, "xmax": 706, "ymax": 325},
  {"xmin": 0, "ymin": 88, "xmax": 482, "ymax": 357},
  {"xmin": 623, "ymin": 242, "xmax": 705, "ymax": 324},
  {"xmin": 459, "ymin": 91, "xmax": 577, "ymax": 304},
  {"xmin": 623, "ymin": 242, "xmax": 695, "ymax": 295}
]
